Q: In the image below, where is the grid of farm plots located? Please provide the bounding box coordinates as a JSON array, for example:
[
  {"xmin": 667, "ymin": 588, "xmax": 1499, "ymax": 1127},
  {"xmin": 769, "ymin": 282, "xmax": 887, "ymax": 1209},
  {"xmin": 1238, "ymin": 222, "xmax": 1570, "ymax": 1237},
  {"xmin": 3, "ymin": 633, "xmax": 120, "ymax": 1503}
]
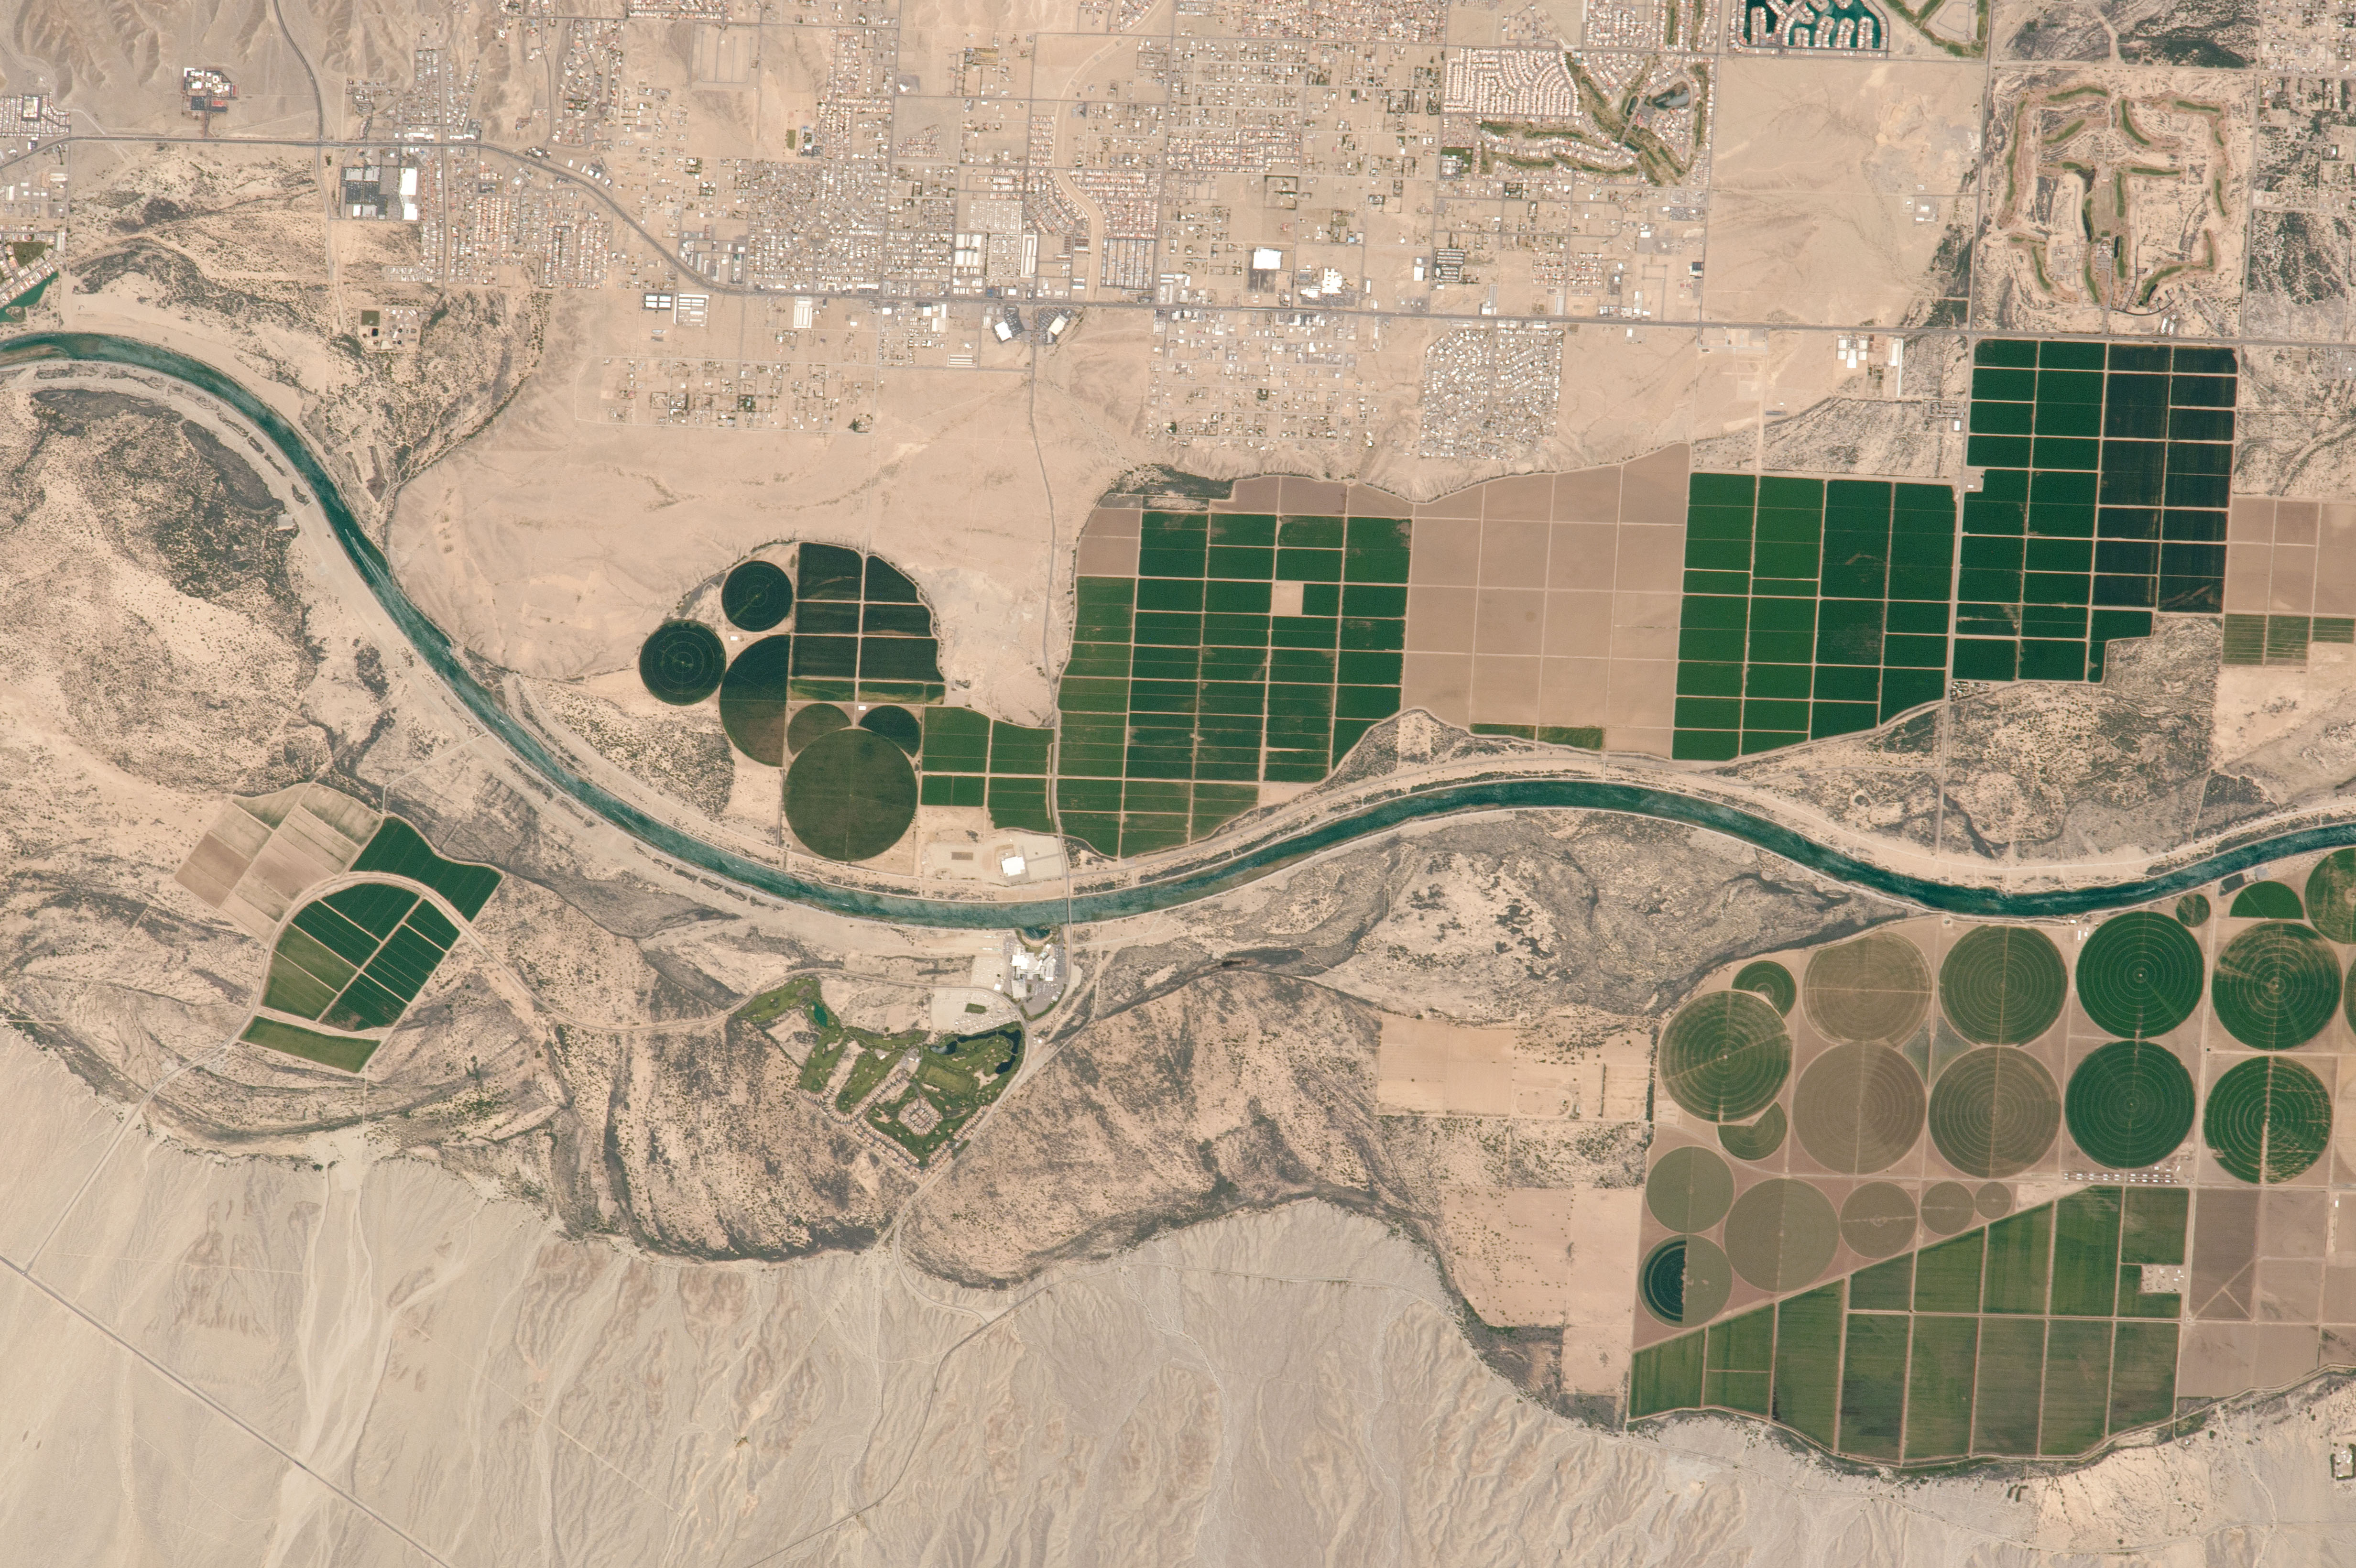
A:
[
  {"xmin": 1627, "ymin": 873, "xmax": 2356, "ymax": 1463},
  {"xmin": 1669, "ymin": 477, "xmax": 1957, "ymax": 761},
  {"xmin": 1632, "ymin": 1187, "xmax": 2188, "ymax": 1462},
  {"xmin": 1060, "ymin": 511, "xmax": 1409, "ymax": 859},
  {"xmin": 1956, "ymin": 338, "xmax": 2235, "ymax": 684},
  {"xmin": 774, "ymin": 544, "xmax": 949, "ymax": 706},
  {"xmin": 915, "ymin": 707, "xmax": 1054, "ymax": 834},
  {"xmin": 253, "ymin": 820, "xmax": 501, "ymax": 1035}
]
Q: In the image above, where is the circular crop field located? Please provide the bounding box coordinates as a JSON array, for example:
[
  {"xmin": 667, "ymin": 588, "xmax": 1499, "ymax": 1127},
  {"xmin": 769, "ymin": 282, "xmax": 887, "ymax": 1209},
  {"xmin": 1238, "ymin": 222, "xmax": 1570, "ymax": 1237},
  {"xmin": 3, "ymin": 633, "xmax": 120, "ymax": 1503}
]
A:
[
  {"xmin": 1733, "ymin": 960, "xmax": 1796, "ymax": 1016},
  {"xmin": 1974, "ymin": 1182, "xmax": 2013, "ymax": 1219},
  {"xmin": 2064, "ymin": 1040, "xmax": 2196, "ymax": 1168},
  {"xmin": 2231, "ymin": 881, "xmax": 2306, "ymax": 920},
  {"xmin": 1927, "ymin": 1046, "xmax": 2062, "ymax": 1177},
  {"xmin": 1939, "ymin": 926, "xmax": 2068, "ymax": 1045},
  {"xmin": 2076, "ymin": 911, "xmax": 2205, "ymax": 1039},
  {"xmin": 1724, "ymin": 1178, "xmax": 1840, "ymax": 1292},
  {"xmin": 786, "ymin": 701, "xmax": 849, "ymax": 753},
  {"xmin": 716, "ymin": 635, "xmax": 794, "ymax": 762},
  {"xmin": 1658, "ymin": 991, "xmax": 1791, "ymax": 1122},
  {"xmin": 2212, "ymin": 922, "xmax": 2341, "ymax": 1050},
  {"xmin": 2206, "ymin": 1056, "xmax": 2333, "ymax": 1184},
  {"xmin": 1839, "ymin": 1182, "xmax": 1917, "ymax": 1258},
  {"xmin": 1920, "ymin": 1181, "xmax": 1976, "ymax": 1235},
  {"xmin": 1803, "ymin": 932, "xmax": 1931, "ymax": 1045},
  {"xmin": 721, "ymin": 559, "xmax": 794, "ymax": 631},
  {"xmin": 1646, "ymin": 1145, "xmax": 1735, "ymax": 1232},
  {"xmin": 784, "ymin": 728, "xmax": 918, "ymax": 862},
  {"xmin": 2178, "ymin": 894, "xmax": 2211, "ymax": 928},
  {"xmin": 638, "ymin": 620, "xmax": 727, "ymax": 705},
  {"xmin": 1639, "ymin": 1236, "xmax": 1732, "ymax": 1326},
  {"xmin": 1718, "ymin": 1103, "xmax": 1787, "ymax": 1163},
  {"xmin": 1792, "ymin": 1043, "xmax": 1925, "ymax": 1174},
  {"xmin": 860, "ymin": 703, "xmax": 923, "ymax": 754},
  {"xmin": 2312, "ymin": 851, "xmax": 2356, "ymax": 943}
]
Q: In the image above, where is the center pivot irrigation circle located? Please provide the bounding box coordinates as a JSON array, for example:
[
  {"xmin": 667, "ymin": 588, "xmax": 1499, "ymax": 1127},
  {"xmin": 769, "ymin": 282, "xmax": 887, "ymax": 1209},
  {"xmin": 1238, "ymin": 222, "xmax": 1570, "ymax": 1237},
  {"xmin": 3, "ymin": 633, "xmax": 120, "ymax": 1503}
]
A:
[
  {"xmin": 1803, "ymin": 932, "xmax": 1932, "ymax": 1045},
  {"xmin": 2076, "ymin": 911, "xmax": 2205, "ymax": 1039},
  {"xmin": 1733, "ymin": 960, "xmax": 1797, "ymax": 1016},
  {"xmin": 721, "ymin": 558, "xmax": 795, "ymax": 632},
  {"xmin": 1839, "ymin": 1182, "xmax": 1918, "ymax": 1258},
  {"xmin": 783, "ymin": 728, "xmax": 918, "ymax": 862},
  {"xmin": 1792, "ymin": 1043, "xmax": 1926, "ymax": 1174},
  {"xmin": 1646, "ymin": 1145, "xmax": 1735, "ymax": 1233},
  {"xmin": 1658, "ymin": 990, "xmax": 1791, "ymax": 1122},
  {"xmin": 1640, "ymin": 1235, "xmax": 1733, "ymax": 1326},
  {"xmin": 2064, "ymin": 1040, "xmax": 2196, "ymax": 1169},
  {"xmin": 2310, "ymin": 849, "xmax": 2356, "ymax": 944},
  {"xmin": 1723, "ymin": 1178, "xmax": 1840, "ymax": 1292},
  {"xmin": 2205, "ymin": 1056, "xmax": 2333, "ymax": 1184},
  {"xmin": 1927, "ymin": 1045, "xmax": 2062, "ymax": 1177},
  {"xmin": 1718, "ymin": 1103, "xmax": 1788, "ymax": 1162},
  {"xmin": 637, "ymin": 620, "xmax": 727, "ymax": 705},
  {"xmin": 2212, "ymin": 922, "xmax": 2342, "ymax": 1051},
  {"xmin": 1939, "ymin": 926, "xmax": 2069, "ymax": 1045},
  {"xmin": 1920, "ymin": 1180, "xmax": 1976, "ymax": 1235},
  {"xmin": 717, "ymin": 634, "xmax": 794, "ymax": 764}
]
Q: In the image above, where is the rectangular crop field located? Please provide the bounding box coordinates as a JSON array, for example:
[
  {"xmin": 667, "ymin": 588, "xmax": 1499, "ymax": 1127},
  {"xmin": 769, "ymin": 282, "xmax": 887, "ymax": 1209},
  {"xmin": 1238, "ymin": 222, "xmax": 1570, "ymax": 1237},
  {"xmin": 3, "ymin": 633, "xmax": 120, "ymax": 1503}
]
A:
[
  {"xmin": 2120, "ymin": 1187, "xmax": 2190, "ymax": 1264},
  {"xmin": 1772, "ymin": 1283, "xmax": 1844, "ymax": 1448},
  {"xmin": 1057, "ymin": 508, "xmax": 1407, "ymax": 856},
  {"xmin": 2107, "ymin": 1320, "xmax": 2180, "ymax": 1431},
  {"xmin": 1982, "ymin": 1207, "xmax": 2052, "ymax": 1314},
  {"xmin": 1903, "ymin": 1315, "xmax": 1979, "ymax": 1459},
  {"xmin": 2039, "ymin": 1318, "xmax": 2113, "ymax": 1455},
  {"xmin": 1838, "ymin": 1314, "xmax": 1909, "ymax": 1460},
  {"xmin": 1972, "ymin": 1317, "xmax": 2047, "ymax": 1455},
  {"xmin": 261, "ymin": 954, "xmax": 341, "ymax": 1019},
  {"xmin": 1914, "ymin": 1229, "xmax": 1985, "ymax": 1312},
  {"xmin": 1850, "ymin": 1255, "xmax": 1912, "ymax": 1310},
  {"xmin": 1631, "ymin": 1331, "xmax": 1705, "ymax": 1417},
  {"xmin": 1957, "ymin": 339, "xmax": 2232, "ymax": 684},
  {"xmin": 1705, "ymin": 1305, "xmax": 1775, "ymax": 1415},
  {"xmin": 1671, "ymin": 474, "xmax": 1956, "ymax": 761},
  {"xmin": 240, "ymin": 1016, "xmax": 377, "ymax": 1073},
  {"xmin": 2050, "ymin": 1187, "xmax": 2121, "ymax": 1316}
]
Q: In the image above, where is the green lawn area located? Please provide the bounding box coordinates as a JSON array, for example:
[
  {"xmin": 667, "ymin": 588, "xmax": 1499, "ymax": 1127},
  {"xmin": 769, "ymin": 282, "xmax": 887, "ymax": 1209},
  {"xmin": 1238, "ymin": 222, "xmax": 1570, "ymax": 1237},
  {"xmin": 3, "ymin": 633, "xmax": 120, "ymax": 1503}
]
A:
[{"xmin": 867, "ymin": 1023, "xmax": 1024, "ymax": 1164}]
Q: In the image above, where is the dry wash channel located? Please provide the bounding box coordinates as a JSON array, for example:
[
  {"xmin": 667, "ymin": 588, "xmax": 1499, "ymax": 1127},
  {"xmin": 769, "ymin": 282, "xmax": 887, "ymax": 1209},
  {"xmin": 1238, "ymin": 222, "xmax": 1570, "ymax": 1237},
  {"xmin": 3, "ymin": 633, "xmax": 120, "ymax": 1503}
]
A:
[{"xmin": 1631, "ymin": 851, "xmax": 2356, "ymax": 1463}]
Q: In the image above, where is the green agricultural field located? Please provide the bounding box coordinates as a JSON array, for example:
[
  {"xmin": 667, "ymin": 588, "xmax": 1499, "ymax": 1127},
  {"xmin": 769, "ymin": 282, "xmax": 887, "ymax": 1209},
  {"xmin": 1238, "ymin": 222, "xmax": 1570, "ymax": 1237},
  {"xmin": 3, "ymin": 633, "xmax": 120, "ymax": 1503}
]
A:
[
  {"xmin": 1903, "ymin": 1316, "xmax": 1978, "ymax": 1459},
  {"xmin": 1938, "ymin": 926, "xmax": 2068, "ymax": 1044},
  {"xmin": 2065, "ymin": 1040, "xmax": 2196, "ymax": 1169},
  {"xmin": 784, "ymin": 727, "xmax": 918, "ymax": 862},
  {"xmin": 1658, "ymin": 990, "xmax": 1791, "ymax": 1120},
  {"xmin": 1972, "ymin": 1317, "xmax": 2047, "ymax": 1455},
  {"xmin": 1770, "ymin": 1283, "xmax": 1844, "ymax": 1447},
  {"xmin": 1630, "ymin": 1330, "xmax": 1706, "ymax": 1418},
  {"xmin": 240, "ymin": 1017, "xmax": 378, "ymax": 1073},
  {"xmin": 1838, "ymin": 1315, "xmax": 1909, "ymax": 1459},
  {"xmin": 2211, "ymin": 923, "xmax": 2341, "ymax": 1051},
  {"xmin": 1628, "ymin": 1182, "xmax": 2187, "ymax": 1465},
  {"xmin": 1704, "ymin": 1306, "xmax": 1775, "ymax": 1415},
  {"xmin": 2039, "ymin": 1319, "xmax": 2113, "ymax": 1455},
  {"xmin": 1718, "ymin": 1103, "xmax": 1787, "ymax": 1160},
  {"xmin": 351, "ymin": 818, "xmax": 502, "ymax": 919},
  {"xmin": 2075, "ymin": 911, "xmax": 2203, "ymax": 1038},
  {"xmin": 2205, "ymin": 1055, "xmax": 2332, "ymax": 1183},
  {"xmin": 1733, "ymin": 960, "xmax": 1797, "ymax": 1015}
]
